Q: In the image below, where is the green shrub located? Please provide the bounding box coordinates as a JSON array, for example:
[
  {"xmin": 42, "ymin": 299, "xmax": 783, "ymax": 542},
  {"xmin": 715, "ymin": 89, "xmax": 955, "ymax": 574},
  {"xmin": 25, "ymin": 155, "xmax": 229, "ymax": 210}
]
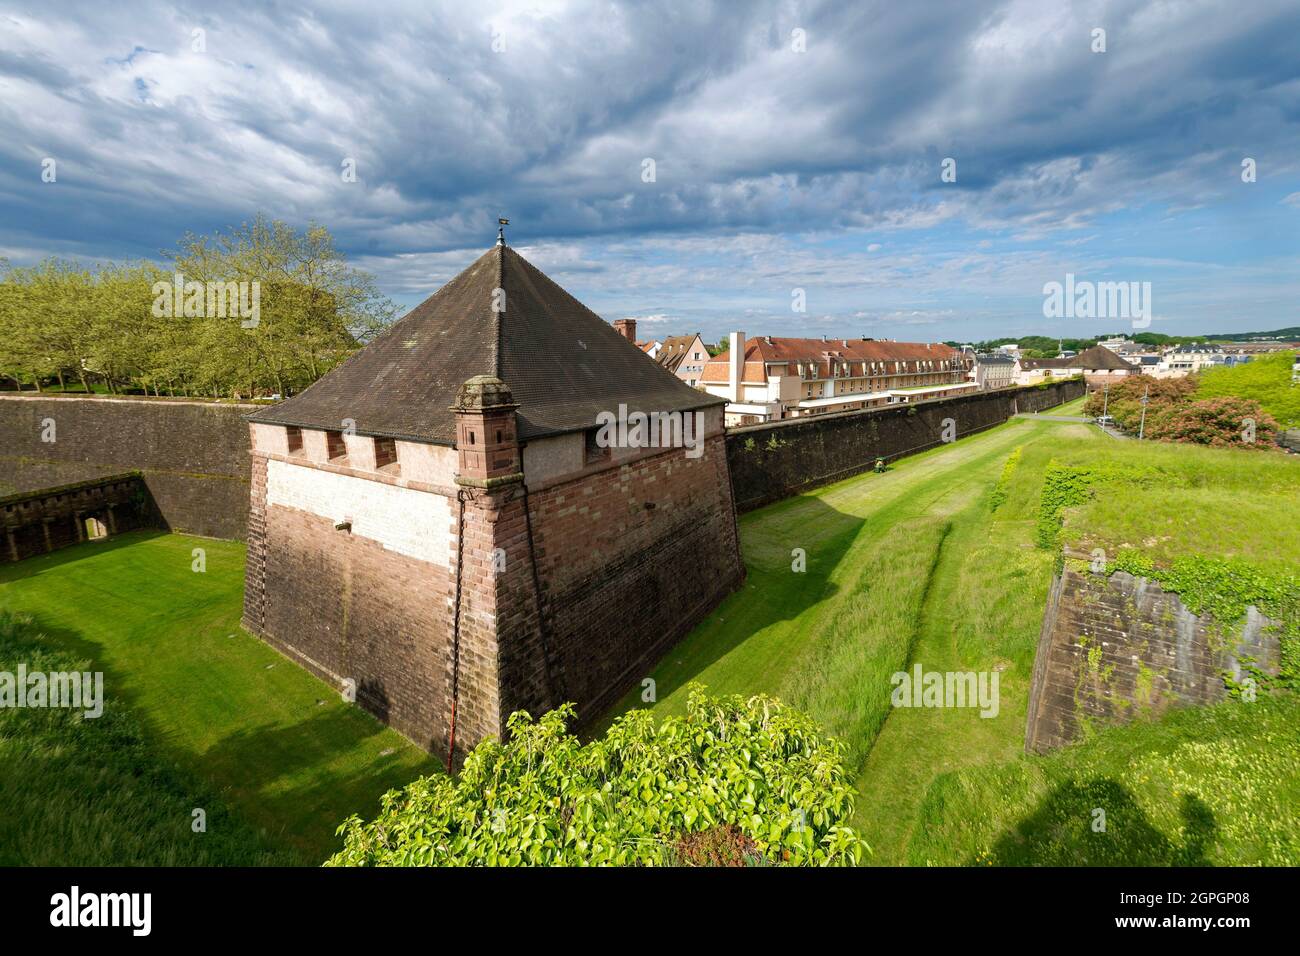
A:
[
  {"xmin": 989, "ymin": 446, "xmax": 1023, "ymax": 511},
  {"xmin": 327, "ymin": 688, "xmax": 868, "ymax": 867}
]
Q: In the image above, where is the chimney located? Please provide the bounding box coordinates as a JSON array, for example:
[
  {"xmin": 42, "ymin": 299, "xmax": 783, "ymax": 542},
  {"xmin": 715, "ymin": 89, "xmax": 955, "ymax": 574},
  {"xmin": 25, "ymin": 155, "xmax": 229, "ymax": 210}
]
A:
[
  {"xmin": 613, "ymin": 318, "xmax": 637, "ymax": 342},
  {"xmin": 729, "ymin": 331, "xmax": 745, "ymax": 402}
]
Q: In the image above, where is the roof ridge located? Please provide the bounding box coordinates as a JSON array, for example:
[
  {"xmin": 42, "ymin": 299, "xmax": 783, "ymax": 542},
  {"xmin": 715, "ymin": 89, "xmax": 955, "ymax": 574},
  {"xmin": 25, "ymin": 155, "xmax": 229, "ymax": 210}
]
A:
[{"xmin": 492, "ymin": 244, "xmax": 505, "ymax": 378}]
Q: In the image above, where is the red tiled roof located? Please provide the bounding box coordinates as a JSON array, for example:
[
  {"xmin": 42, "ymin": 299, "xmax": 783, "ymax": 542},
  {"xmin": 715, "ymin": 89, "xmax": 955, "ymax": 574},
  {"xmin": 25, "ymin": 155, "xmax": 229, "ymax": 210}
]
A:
[{"xmin": 700, "ymin": 337, "xmax": 966, "ymax": 384}]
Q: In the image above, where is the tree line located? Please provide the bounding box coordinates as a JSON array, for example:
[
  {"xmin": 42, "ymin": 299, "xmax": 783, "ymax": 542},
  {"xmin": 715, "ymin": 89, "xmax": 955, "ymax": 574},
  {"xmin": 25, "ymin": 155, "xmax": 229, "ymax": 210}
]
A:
[{"xmin": 0, "ymin": 217, "xmax": 396, "ymax": 399}]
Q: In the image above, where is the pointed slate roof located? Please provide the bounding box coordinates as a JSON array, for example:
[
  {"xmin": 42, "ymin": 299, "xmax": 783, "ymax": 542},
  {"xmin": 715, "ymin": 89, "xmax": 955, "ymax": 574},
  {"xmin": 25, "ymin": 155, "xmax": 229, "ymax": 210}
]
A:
[
  {"xmin": 249, "ymin": 244, "xmax": 722, "ymax": 445},
  {"xmin": 1069, "ymin": 345, "xmax": 1137, "ymax": 371}
]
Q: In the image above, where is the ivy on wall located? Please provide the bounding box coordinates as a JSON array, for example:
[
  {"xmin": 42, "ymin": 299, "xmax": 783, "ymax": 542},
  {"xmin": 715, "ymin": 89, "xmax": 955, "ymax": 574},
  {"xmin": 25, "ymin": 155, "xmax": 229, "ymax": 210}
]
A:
[{"xmin": 1108, "ymin": 548, "xmax": 1299, "ymax": 691}]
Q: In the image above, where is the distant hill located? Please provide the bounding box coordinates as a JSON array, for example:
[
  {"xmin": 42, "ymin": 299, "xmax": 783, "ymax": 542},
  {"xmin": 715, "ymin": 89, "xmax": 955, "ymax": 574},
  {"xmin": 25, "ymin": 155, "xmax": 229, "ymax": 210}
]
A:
[{"xmin": 1203, "ymin": 327, "xmax": 1300, "ymax": 343}]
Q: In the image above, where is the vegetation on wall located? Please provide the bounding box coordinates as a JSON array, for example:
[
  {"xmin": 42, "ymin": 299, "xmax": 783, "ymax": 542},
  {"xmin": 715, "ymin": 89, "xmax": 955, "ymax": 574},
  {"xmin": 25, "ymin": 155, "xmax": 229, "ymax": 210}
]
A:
[
  {"xmin": 328, "ymin": 688, "xmax": 867, "ymax": 867},
  {"xmin": 1107, "ymin": 549, "xmax": 1299, "ymax": 691},
  {"xmin": 0, "ymin": 216, "xmax": 395, "ymax": 399}
]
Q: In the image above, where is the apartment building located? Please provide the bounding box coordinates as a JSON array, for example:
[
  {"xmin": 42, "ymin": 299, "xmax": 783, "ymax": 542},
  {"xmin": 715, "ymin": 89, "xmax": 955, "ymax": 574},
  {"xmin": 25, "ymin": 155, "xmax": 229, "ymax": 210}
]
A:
[
  {"xmin": 969, "ymin": 351, "xmax": 1017, "ymax": 390},
  {"xmin": 656, "ymin": 334, "xmax": 712, "ymax": 386},
  {"xmin": 700, "ymin": 332, "xmax": 976, "ymax": 426}
]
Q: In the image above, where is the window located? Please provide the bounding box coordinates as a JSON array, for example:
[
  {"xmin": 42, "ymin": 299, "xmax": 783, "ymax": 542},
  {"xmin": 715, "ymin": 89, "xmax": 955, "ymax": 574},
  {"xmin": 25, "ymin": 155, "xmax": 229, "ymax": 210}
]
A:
[
  {"xmin": 584, "ymin": 428, "xmax": 611, "ymax": 465},
  {"xmin": 324, "ymin": 430, "xmax": 346, "ymax": 461},
  {"xmin": 374, "ymin": 437, "xmax": 397, "ymax": 470},
  {"xmin": 286, "ymin": 426, "xmax": 303, "ymax": 454}
]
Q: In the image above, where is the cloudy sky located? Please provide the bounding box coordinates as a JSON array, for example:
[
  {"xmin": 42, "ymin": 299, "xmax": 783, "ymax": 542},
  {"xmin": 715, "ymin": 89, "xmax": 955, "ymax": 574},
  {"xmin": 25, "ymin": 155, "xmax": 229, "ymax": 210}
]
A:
[{"xmin": 1, "ymin": 0, "xmax": 1298, "ymax": 344}]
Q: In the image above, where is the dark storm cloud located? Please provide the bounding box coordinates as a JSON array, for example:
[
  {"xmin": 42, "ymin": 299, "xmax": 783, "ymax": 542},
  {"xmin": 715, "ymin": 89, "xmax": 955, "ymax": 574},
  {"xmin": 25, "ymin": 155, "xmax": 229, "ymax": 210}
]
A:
[{"xmin": 0, "ymin": 0, "xmax": 1297, "ymax": 338}]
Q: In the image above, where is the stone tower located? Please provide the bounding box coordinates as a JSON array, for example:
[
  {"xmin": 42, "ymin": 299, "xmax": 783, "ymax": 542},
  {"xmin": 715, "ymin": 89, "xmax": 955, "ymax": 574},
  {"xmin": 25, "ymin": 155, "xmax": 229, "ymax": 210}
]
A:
[{"xmin": 242, "ymin": 241, "xmax": 744, "ymax": 760}]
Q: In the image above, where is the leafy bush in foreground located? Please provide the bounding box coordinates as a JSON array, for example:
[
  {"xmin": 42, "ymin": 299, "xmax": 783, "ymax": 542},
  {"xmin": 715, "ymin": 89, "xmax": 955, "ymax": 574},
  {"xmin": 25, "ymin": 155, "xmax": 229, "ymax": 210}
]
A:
[{"xmin": 328, "ymin": 688, "xmax": 867, "ymax": 867}]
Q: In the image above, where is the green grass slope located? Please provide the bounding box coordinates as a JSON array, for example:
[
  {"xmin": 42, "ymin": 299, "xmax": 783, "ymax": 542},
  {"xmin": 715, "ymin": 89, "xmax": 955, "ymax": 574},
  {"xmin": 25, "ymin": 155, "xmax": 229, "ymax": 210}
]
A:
[
  {"xmin": 908, "ymin": 695, "xmax": 1300, "ymax": 866},
  {"xmin": 0, "ymin": 532, "xmax": 441, "ymax": 862},
  {"xmin": 0, "ymin": 609, "xmax": 297, "ymax": 865}
]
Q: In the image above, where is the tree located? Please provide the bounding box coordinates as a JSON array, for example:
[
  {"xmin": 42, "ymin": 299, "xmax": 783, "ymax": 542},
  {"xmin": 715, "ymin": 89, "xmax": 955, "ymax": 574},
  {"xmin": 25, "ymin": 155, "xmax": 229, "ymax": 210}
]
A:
[{"xmin": 0, "ymin": 218, "xmax": 397, "ymax": 398}]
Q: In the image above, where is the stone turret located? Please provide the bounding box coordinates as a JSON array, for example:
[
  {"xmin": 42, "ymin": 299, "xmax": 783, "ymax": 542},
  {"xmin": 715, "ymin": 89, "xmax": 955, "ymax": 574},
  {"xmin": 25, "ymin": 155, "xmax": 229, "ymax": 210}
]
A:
[{"xmin": 452, "ymin": 375, "xmax": 522, "ymax": 488}]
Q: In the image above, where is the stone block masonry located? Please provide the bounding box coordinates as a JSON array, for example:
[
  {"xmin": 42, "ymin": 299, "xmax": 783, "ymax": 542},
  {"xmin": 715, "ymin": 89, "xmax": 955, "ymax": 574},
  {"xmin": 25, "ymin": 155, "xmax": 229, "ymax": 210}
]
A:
[
  {"xmin": 521, "ymin": 434, "xmax": 746, "ymax": 726},
  {"xmin": 0, "ymin": 395, "xmax": 255, "ymax": 539},
  {"xmin": 241, "ymin": 430, "xmax": 746, "ymax": 759},
  {"xmin": 1024, "ymin": 564, "xmax": 1281, "ymax": 752}
]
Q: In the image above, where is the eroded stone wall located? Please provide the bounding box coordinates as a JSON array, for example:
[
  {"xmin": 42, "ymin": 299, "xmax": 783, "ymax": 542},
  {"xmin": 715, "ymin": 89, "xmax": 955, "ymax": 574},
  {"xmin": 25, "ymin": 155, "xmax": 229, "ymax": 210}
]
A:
[{"xmin": 1025, "ymin": 565, "xmax": 1280, "ymax": 752}]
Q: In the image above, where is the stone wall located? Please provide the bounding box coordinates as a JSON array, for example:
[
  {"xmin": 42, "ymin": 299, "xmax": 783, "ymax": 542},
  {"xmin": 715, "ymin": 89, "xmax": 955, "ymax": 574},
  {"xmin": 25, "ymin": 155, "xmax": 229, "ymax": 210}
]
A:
[
  {"xmin": 726, "ymin": 378, "xmax": 1085, "ymax": 511},
  {"xmin": 1, "ymin": 381, "xmax": 1084, "ymax": 540},
  {"xmin": 242, "ymin": 450, "xmax": 457, "ymax": 752},
  {"xmin": 1, "ymin": 473, "xmax": 156, "ymax": 562},
  {"xmin": 0, "ymin": 395, "xmax": 255, "ymax": 539},
  {"xmin": 1024, "ymin": 564, "xmax": 1281, "ymax": 752},
  {"xmin": 241, "ymin": 430, "xmax": 745, "ymax": 759},
  {"xmin": 523, "ymin": 434, "xmax": 746, "ymax": 726}
]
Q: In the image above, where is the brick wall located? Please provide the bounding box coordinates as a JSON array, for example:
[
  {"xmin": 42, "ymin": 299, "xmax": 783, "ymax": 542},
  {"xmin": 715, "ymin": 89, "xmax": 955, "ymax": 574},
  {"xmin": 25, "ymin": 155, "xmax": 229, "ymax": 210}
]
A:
[
  {"xmin": 1024, "ymin": 565, "xmax": 1281, "ymax": 752},
  {"xmin": 726, "ymin": 378, "xmax": 1085, "ymax": 511},
  {"xmin": 242, "ymin": 450, "xmax": 456, "ymax": 753},
  {"xmin": 0, "ymin": 395, "xmax": 255, "ymax": 539}
]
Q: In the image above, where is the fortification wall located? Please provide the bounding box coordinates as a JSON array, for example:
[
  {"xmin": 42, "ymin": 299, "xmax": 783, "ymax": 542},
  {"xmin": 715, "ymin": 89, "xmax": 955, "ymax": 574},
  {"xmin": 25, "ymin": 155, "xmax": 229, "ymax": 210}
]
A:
[
  {"xmin": 725, "ymin": 378, "xmax": 1085, "ymax": 511},
  {"xmin": 1025, "ymin": 565, "xmax": 1280, "ymax": 752},
  {"xmin": 241, "ymin": 450, "xmax": 457, "ymax": 752},
  {"xmin": 0, "ymin": 395, "xmax": 254, "ymax": 539},
  {"xmin": 520, "ymin": 434, "xmax": 746, "ymax": 727},
  {"xmin": 1, "ymin": 473, "xmax": 156, "ymax": 562}
]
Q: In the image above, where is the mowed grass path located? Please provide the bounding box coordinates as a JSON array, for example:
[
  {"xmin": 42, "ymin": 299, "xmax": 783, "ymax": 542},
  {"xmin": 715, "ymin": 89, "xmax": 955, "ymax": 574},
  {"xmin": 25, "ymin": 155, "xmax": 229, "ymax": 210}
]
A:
[
  {"xmin": 600, "ymin": 414, "xmax": 1102, "ymax": 861},
  {"xmin": 0, "ymin": 533, "xmax": 441, "ymax": 862}
]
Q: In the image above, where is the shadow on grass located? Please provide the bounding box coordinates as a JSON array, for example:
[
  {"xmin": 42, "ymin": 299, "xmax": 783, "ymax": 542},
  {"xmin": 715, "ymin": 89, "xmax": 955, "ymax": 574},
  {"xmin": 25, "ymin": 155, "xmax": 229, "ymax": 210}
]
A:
[
  {"xmin": 3, "ymin": 600, "xmax": 437, "ymax": 863},
  {"xmin": 200, "ymin": 705, "xmax": 424, "ymax": 861},
  {"xmin": 0, "ymin": 529, "xmax": 169, "ymax": 584},
  {"xmin": 984, "ymin": 779, "xmax": 1216, "ymax": 866},
  {"xmin": 605, "ymin": 493, "xmax": 861, "ymax": 716}
]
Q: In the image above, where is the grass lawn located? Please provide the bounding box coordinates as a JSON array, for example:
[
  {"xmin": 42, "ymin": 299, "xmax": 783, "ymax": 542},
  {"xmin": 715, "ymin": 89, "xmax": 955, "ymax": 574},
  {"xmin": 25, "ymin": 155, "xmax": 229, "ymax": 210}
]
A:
[
  {"xmin": 909, "ymin": 694, "xmax": 1300, "ymax": 866},
  {"xmin": 600, "ymin": 407, "xmax": 1300, "ymax": 865},
  {"xmin": 0, "ymin": 532, "xmax": 441, "ymax": 863},
  {"xmin": 4, "ymin": 392, "xmax": 1293, "ymax": 867},
  {"xmin": 599, "ymin": 415, "xmax": 1099, "ymax": 861}
]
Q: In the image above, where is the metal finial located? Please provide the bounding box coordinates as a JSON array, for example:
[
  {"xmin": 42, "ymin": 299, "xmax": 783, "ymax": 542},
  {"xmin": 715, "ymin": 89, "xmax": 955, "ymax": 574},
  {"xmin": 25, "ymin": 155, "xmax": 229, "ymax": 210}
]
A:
[{"xmin": 497, "ymin": 217, "xmax": 509, "ymax": 246}]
